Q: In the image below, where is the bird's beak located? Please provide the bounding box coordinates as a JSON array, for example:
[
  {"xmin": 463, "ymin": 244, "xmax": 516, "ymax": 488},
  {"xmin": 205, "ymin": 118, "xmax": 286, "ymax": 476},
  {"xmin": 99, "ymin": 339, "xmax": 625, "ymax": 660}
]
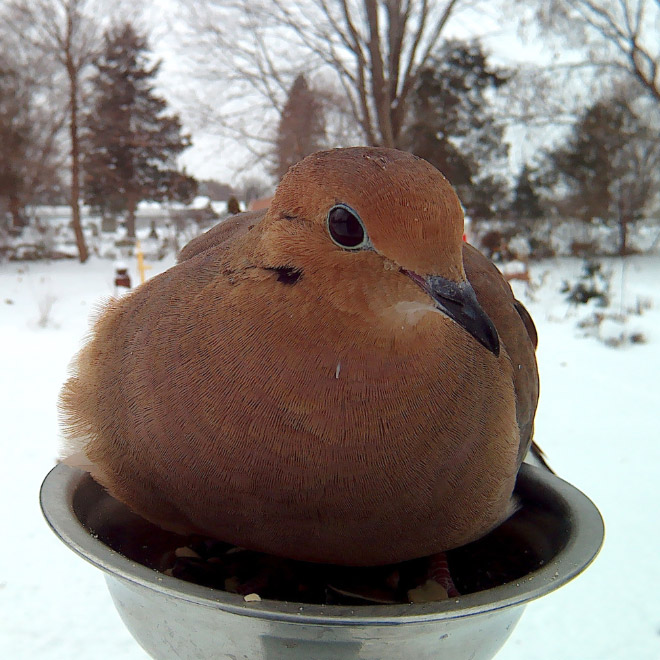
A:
[{"xmin": 403, "ymin": 270, "xmax": 500, "ymax": 356}]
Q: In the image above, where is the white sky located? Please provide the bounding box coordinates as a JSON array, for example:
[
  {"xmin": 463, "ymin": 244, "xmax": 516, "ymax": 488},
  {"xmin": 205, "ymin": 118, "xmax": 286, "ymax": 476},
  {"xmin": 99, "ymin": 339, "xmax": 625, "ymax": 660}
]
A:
[{"xmin": 146, "ymin": 1, "xmax": 584, "ymax": 187}]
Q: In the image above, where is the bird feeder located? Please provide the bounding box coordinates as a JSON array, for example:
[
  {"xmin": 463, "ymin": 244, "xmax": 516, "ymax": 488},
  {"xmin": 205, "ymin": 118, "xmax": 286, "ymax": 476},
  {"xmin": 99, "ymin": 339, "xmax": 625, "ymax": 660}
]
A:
[{"xmin": 40, "ymin": 463, "xmax": 603, "ymax": 660}]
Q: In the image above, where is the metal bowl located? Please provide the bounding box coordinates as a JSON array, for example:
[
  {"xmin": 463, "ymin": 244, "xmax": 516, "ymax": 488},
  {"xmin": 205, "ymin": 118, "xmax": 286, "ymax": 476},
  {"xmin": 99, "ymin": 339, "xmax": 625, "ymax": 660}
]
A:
[{"xmin": 40, "ymin": 463, "xmax": 603, "ymax": 660}]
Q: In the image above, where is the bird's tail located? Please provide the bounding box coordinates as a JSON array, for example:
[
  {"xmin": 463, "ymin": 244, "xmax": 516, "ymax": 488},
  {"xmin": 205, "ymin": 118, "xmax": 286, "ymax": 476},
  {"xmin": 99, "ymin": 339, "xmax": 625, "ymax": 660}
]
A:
[{"xmin": 525, "ymin": 441, "xmax": 554, "ymax": 473}]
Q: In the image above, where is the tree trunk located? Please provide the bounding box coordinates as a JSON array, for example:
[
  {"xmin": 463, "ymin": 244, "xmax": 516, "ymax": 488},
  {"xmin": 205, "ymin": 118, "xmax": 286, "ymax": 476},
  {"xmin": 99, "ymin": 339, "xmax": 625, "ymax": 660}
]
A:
[
  {"xmin": 619, "ymin": 213, "xmax": 629, "ymax": 256},
  {"xmin": 9, "ymin": 194, "xmax": 25, "ymax": 230},
  {"xmin": 126, "ymin": 193, "xmax": 137, "ymax": 238},
  {"xmin": 364, "ymin": 0, "xmax": 394, "ymax": 148},
  {"xmin": 65, "ymin": 21, "xmax": 89, "ymax": 263}
]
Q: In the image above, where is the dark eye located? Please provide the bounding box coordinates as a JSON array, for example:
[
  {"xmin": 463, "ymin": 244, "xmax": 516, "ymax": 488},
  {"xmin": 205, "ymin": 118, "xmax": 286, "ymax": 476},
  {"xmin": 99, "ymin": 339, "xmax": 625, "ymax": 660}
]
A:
[{"xmin": 327, "ymin": 204, "xmax": 369, "ymax": 249}]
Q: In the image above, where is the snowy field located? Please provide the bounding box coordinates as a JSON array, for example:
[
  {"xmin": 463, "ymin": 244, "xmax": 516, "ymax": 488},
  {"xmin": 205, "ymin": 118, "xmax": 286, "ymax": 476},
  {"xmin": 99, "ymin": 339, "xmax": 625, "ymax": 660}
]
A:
[{"xmin": 1, "ymin": 248, "xmax": 659, "ymax": 659}]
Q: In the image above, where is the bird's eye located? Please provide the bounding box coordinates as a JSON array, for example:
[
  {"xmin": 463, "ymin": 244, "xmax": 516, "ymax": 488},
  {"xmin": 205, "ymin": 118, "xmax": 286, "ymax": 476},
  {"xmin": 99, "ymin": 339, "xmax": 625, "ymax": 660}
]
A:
[{"xmin": 327, "ymin": 204, "xmax": 369, "ymax": 250}]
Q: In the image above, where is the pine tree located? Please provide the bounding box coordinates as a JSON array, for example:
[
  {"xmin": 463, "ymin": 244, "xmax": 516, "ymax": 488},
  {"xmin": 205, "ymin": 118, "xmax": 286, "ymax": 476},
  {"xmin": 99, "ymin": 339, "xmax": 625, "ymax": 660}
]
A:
[
  {"xmin": 273, "ymin": 74, "xmax": 326, "ymax": 181},
  {"xmin": 405, "ymin": 41, "xmax": 510, "ymax": 221},
  {"xmin": 83, "ymin": 23, "xmax": 196, "ymax": 237}
]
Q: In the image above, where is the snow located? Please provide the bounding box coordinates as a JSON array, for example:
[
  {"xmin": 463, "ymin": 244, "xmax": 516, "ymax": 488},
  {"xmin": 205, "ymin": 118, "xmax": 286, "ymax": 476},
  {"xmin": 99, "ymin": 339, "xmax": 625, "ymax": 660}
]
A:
[
  {"xmin": 1, "ymin": 250, "xmax": 659, "ymax": 659},
  {"xmin": 499, "ymin": 256, "xmax": 660, "ymax": 660}
]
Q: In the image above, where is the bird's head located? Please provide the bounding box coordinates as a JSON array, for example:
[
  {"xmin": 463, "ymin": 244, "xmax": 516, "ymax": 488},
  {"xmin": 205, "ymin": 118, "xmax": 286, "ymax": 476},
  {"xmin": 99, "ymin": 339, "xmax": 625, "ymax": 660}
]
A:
[{"xmin": 256, "ymin": 147, "xmax": 499, "ymax": 355}]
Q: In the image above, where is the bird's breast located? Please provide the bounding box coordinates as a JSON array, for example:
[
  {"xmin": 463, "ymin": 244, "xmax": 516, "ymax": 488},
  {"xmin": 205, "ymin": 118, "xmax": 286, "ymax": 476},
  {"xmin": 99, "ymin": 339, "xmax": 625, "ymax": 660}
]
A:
[{"xmin": 72, "ymin": 257, "xmax": 521, "ymax": 565}]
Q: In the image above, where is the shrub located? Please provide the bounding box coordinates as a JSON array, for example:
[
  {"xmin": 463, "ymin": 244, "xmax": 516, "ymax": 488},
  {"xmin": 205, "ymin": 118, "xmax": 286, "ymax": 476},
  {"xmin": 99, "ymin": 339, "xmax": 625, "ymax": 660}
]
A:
[{"xmin": 561, "ymin": 260, "xmax": 611, "ymax": 306}]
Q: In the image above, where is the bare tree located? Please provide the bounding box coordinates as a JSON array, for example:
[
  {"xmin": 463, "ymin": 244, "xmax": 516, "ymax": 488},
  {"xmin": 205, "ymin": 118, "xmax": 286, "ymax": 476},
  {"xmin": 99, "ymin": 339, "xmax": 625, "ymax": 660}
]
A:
[
  {"xmin": 0, "ymin": 62, "xmax": 32, "ymax": 230},
  {"xmin": 536, "ymin": 0, "xmax": 660, "ymax": 105},
  {"xmin": 3, "ymin": 0, "xmax": 105, "ymax": 262},
  {"xmin": 0, "ymin": 55, "xmax": 66, "ymax": 230},
  {"xmin": 0, "ymin": 11, "xmax": 68, "ymax": 228},
  {"xmin": 178, "ymin": 0, "xmax": 478, "ymax": 159}
]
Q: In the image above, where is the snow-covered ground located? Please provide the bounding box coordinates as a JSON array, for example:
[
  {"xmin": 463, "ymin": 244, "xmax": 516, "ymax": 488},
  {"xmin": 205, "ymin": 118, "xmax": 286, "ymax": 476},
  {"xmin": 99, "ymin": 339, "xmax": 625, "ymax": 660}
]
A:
[{"xmin": 1, "ymin": 250, "xmax": 659, "ymax": 659}]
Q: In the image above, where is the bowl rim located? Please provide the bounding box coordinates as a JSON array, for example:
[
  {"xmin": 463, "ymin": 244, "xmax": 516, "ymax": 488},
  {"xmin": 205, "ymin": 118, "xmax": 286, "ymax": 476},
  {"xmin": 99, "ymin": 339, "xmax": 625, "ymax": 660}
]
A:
[{"xmin": 40, "ymin": 462, "xmax": 603, "ymax": 626}]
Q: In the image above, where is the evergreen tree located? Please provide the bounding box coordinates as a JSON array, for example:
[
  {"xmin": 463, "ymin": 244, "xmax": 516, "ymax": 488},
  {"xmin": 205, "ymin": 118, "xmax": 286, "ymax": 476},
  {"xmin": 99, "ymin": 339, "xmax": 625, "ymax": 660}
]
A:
[
  {"xmin": 405, "ymin": 40, "xmax": 510, "ymax": 221},
  {"xmin": 543, "ymin": 94, "xmax": 660, "ymax": 254},
  {"xmin": 83, "ymin": 23, "xmax": 196, "ymax": 237},
  {"xmin": 509, "ymin": 165, "xmax": 544, "ymax": 222},
  {"xmin": 545, "ymin": 101, "xmax": 625, "ymax": 225},
  {"xmin": 273, "ymin": 74, "xmax": 326, "ymax": 180}
]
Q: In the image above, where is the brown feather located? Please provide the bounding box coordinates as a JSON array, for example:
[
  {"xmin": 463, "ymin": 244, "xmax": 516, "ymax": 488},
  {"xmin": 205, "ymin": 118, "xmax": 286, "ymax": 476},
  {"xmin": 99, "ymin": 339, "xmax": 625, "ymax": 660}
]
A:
[
  {"xmin": 461, "ymin": 244, "xmax": 540, "ymax": 465},
  {"xmin": 177, "ymin": 209, "xmax": 265, "ymax": 262},
  {"xmin": 59, "ymin": 147, "xmax": 538, "ymax": 565}
]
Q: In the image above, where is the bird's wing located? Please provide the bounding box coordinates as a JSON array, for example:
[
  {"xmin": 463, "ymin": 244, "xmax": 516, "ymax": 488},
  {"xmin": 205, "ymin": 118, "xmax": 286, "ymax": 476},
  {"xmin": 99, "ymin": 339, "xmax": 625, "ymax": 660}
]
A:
[
  {"xmin": 178, "ymin": 210, "xmax": 266, "ymax": 263},
  {"xmin": 510, "ymin": 299, "xmax": 552, "ymax": 471},
  {"xmin": 462, "ymin": 243, "xmax": 541, "ymax": 467}
]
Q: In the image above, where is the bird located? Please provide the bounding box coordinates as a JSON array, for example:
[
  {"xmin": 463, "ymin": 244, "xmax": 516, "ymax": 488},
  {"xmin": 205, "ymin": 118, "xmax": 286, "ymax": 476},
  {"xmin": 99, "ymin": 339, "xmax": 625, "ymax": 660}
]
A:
[{"xmin": 59, "ymin": 147, "xmax": 539, "ymax": 567}]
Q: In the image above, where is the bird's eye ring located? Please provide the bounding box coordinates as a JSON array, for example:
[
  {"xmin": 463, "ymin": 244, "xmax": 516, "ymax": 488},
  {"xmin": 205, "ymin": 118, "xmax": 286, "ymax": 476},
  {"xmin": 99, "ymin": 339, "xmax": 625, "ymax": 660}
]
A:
[{"xmin": 327, "ymin": 204, "xmax": 369, "ymax": 250}]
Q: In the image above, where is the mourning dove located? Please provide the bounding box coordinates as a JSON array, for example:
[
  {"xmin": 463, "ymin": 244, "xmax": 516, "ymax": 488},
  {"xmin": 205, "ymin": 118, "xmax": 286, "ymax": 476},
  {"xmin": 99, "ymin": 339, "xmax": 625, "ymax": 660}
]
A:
[{"xmin": 59, "ymin": 147, "xmax": 539, "ymax": 566}]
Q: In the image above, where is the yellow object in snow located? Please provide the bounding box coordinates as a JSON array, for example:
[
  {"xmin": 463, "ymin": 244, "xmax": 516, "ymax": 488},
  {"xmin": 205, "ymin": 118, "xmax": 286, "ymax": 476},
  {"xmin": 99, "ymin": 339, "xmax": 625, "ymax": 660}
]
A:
[{"xmin": 136, "ymin": 240, "xmax": 151, "ymax": 284}]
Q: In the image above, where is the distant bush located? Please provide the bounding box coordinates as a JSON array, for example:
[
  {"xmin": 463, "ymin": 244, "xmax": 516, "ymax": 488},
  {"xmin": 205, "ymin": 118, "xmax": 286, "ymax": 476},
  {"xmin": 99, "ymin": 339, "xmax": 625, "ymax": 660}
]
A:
[
  {"xmin": 561, "ymin": 260, "xmax": 611, "ymax": 306},
  {"xmin": 528, "ymin": 237, "xmax": 555, "ymax": 259},
  {"xmin": 479, "ymin": 229, "xmax": 516, "ymax": 261},
  {"xmin": 115, "ymin": 237, "xmax": 135, "ymax": 249},
  {"xmin": 570, "ymin": 240, "xmax": 596, "ymax": 258},
  {"xmin": 577, "ymin": 311, "xmax": 648, "ymax": 347}
]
